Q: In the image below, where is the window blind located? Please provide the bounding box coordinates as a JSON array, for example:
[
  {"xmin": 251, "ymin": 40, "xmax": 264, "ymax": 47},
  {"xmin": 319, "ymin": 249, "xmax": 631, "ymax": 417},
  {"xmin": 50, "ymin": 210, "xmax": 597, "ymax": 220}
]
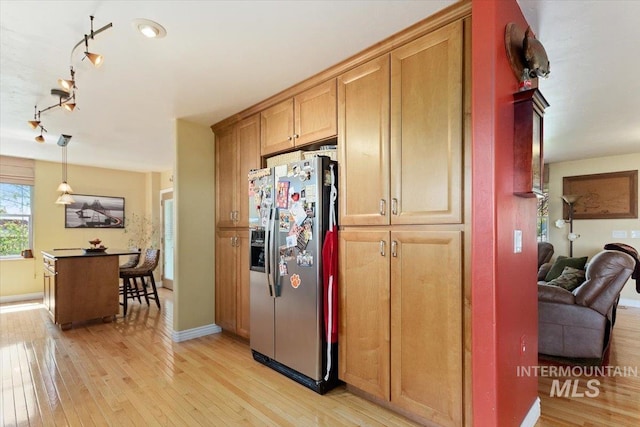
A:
[{"xmin": 0, "ymin": 156, "xmax": 35, "ymax": 185}]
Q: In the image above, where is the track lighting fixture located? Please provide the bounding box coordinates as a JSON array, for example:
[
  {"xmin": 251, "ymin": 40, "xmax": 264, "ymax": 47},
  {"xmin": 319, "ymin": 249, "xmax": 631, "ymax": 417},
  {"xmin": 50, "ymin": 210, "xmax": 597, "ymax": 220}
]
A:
[
  {"xmin": 58, "ymin": 67, "xmax": 75, "ymax": 92},
  {"xmin": 28, "ymin": 106, "xmax": 41, "ymax": 129},
  {"xmin": 27, "ymin": 15, "xmax": 112, "ymax": 143},
  {"xmin": 34, "ymin": 121, "xmax": 47, "ymax": 143},
  {"xmin": 35, "ymin": 131, "xmax": 45, "ymax": 144},
  {"xmin": 80, "ymin": 16, "xmax": 111, "ymax": 68},
  {"xmin": 55, "ymin": 137, "xmax": 75, "ymax": 205},
  {"xmin": 62, "ymin": 93, "xmax": 76, "ymax": 112}
]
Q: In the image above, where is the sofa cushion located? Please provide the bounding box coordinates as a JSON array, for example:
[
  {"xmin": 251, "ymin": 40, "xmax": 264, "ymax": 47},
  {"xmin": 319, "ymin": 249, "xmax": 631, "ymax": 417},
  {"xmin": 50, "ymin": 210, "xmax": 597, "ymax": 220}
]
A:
[
  {"xmin": 546, "ymin": 266, "xmax": 586, "ymax": 291},
  {"xmin": 544, "ymin": 256, "xmax": 588, "ymax": 281}
]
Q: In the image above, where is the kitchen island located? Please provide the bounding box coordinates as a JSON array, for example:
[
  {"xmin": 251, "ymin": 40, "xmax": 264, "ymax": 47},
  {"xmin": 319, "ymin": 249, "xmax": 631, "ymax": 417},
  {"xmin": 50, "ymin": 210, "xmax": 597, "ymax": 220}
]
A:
[{"xmin": 41, "ymin": 248, "xmax": 139, "ymax": 330}]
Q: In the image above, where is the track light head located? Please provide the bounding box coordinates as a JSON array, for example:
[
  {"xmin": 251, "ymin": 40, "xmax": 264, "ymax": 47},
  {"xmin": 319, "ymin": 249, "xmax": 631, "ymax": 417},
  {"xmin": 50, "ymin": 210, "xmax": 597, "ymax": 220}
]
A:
[
  {"xmin": 58, "ymin": 78, "xmax": 74, "ymax": 91},
  {"xmin": 85, "ymin": 51, "xmax": 104, "ymax": 67},
  {"xmin": 63, "ymin": 102, "xmax": 76, "ymax": 112},
  {"xmin": 35, "ymin": 134, "xmax": 45, "ymax": 143},
  {"xmin": 28, "ymin": 120, "xmax": 41, "ymax": 129}
]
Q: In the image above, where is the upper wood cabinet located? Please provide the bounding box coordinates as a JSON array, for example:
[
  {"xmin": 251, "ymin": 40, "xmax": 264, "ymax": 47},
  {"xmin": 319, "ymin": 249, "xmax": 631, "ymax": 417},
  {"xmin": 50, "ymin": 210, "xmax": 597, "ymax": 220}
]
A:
[
  {"xmin": 261, "ymin": 79, "xmax": 337, "ymax": 156},
  {"xmin": 215, "ymin": 114, "xmax": 261, "ymax": 228},
  {"xmin": 390, "ymin": 21, "xmax": 463, "ymax": 225},
  {"xmin": 338, "ymin": 56, "xmax": 390, "ymax": 226},
  {"xmin": 339, "ymin": 21, "xmax": 463, "ymax": 226}
]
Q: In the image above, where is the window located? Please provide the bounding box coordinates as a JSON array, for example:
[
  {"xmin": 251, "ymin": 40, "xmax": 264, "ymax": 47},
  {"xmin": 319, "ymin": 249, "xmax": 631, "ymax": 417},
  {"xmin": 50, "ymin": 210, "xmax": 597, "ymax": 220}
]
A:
[
  {"xmin": 537, "ymin": 192, "xmax": 549, "ymax": 242},
  {"xmin": 0, "ymin": 183, "xmax": 33, "ymax": 257}
]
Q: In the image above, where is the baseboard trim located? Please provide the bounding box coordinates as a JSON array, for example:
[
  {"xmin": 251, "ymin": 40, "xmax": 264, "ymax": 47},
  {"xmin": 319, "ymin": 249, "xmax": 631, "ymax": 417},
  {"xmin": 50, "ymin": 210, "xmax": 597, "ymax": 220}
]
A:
[
  {"xmin": 0, "ymin": 292, "xmax": 43, "ymax": 304},
  {"xmin": 171, "ymin": 323, "xmax": 222, "ymax": 342},
  {"xmin": 520, "ymin": 397, "xmax": 540, "ymax": 427},
  {"xmin": 619, "ymin": 298, "xmax": 640, "ymax": 308}
]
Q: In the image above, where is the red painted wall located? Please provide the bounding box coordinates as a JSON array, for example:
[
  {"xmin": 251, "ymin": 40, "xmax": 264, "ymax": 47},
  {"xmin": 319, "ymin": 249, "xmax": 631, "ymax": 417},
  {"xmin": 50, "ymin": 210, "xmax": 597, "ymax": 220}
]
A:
[{"xmin": 472, "ymin": 0, "xmax": 540, "ymax": 425}]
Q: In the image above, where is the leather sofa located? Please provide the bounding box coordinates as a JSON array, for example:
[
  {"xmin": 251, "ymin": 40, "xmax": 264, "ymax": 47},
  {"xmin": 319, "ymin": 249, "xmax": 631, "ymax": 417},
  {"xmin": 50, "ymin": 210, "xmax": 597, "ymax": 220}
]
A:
[{"xmin": 538, "ymin": 250, "xmax": 635, "ymax": 359}]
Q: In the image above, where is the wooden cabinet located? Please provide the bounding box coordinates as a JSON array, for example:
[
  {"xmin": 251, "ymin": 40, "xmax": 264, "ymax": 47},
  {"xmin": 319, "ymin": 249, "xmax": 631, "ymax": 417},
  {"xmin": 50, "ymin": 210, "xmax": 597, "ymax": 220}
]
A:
[
  {"xmin": 215, "ymin": 114, "xmax": 260, "ymax": 228},
  {"xmin": 43, "ymin": 257, "xmax": 56, "ymax": 316},
  {"xmin": 41, "ymin": 252, "xmax": 120, "ymax": 329},
  {"xmin": 338, "ymin": 56, "xmax": 390, "ymax": 226},
  {"xmin": 390, "ymin": 21, "xmax": 463, "ymax": 225},
  {"xmin": 215, "ymin": 229, "xmax": 250, "ymax": 339},
  {"xmin": 339, "ymin": 21, "xmax": 463, "ymax": 227},
  {"xmin": 338, "ymin": 19, "xmax": 466, "ymax": 427},
  {"xmin": 261, "ymin": 79, "xmax": 337, "ymax": 155},
  {"xmin": 214, "ymin": 115, "xmax": 258, "ymax": 338},
  {"xmin": 339, "ymin": 229, "xmax": 462, "ymax": 426},
  {"xmin": 513, "ymin": 88, "xmax": 549, "ymax": 197},
  {"xmin": 339, "ymin": 229, "xmax": 391, "ymax": 400},
  {"xmin": 390, "ymin": 230, "xmax": 462, "ymax": 426}
]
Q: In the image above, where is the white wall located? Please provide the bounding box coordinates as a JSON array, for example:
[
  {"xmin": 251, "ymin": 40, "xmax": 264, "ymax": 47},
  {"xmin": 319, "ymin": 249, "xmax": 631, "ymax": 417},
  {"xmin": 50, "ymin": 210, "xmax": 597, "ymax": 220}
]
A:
[{"xmin": 547, "ymin": 153, "xmax": 640, "ymax": 303}]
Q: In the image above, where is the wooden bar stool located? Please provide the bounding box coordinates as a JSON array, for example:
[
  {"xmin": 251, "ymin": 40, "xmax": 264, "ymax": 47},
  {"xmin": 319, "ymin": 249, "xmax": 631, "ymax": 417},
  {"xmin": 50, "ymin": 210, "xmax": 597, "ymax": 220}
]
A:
[{"xmin": 119, "ymin": 249, "xmax": 161, "ymax": 316}]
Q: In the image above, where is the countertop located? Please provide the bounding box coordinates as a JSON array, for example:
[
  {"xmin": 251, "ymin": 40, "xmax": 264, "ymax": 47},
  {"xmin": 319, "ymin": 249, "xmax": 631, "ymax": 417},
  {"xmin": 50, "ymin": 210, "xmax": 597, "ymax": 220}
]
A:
[{"xmin": 41, "ymin": 248, "xmax": 140, "ymax": 258}]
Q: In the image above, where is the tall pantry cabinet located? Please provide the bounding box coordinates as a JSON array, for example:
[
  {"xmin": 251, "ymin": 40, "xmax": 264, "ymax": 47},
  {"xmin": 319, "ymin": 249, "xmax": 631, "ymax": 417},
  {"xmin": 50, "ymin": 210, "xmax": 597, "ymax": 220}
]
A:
[
  {"xmin": 214, "ymin": 114, "xmax": 260, "ymax": 339},
  {"xmin": 338, "ymin": 19, "xmax": 467, "ymax": 427}
]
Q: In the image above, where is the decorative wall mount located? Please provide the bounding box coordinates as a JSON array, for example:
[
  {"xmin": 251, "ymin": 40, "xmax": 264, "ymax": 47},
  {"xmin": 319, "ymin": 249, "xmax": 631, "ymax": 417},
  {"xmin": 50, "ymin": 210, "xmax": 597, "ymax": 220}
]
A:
[{"xmin": 505, "ymin": 23, "xmax": 550, "ymax": 89}]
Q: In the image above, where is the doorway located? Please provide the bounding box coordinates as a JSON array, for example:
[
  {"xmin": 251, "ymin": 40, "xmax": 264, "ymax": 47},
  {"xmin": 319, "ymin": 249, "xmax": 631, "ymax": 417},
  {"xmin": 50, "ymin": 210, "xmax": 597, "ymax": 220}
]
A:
[{"xmin": 161, "ymin": 190, "xmax": 174, "ymax": 290}]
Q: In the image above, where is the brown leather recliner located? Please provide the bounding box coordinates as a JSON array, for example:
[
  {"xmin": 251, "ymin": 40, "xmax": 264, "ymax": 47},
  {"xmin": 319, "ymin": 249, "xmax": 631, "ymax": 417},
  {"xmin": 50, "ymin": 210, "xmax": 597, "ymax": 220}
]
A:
[{"xmin": 538, "ymin": 250, "xmax": 635, "ymax": 359}]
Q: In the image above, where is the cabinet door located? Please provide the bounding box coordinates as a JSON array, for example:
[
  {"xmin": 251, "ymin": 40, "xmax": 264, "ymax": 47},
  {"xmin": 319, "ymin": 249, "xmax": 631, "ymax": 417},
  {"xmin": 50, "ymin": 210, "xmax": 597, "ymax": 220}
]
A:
[
  {"xmin": 339, "ymin": 228, "xmax": 390, "ymax": 400},
  {"xmin": 235, "ymin": 230, "xmax": 250, "ymax": 339},
  {"xmin": 261, "ymin": 99, "xmax": 295, "ymax": 155},
  {"xmin": 390, "ymin": 230, "xmax": 462, "ymax": 426},
  {"xmin": 295, "ymin": 79, "xmax": 337, "ymax": 147},
  {"xmin": 236, "ymin": 114, "xmax": 261, "ymax": 227},
  {"xmin": 215, "ymin": 230, "xmax": 237, "ymax": 332},
  {"xmin": 338, "ymin": 56, "xmax": 390, "ymax": 226},
  {"xmin": 215, "ymin": 125, "xmax": 237, "ymax": 228},
  {"xmin": 390, "ymin": 21, "xmax": 463, "ymax": 225}
]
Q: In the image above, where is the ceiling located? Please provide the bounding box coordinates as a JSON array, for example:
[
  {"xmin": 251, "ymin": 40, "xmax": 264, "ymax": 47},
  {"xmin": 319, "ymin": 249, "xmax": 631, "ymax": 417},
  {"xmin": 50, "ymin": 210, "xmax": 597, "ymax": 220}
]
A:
[{"xmin": 1, "ymin": 1, "xmax": 638, "ymax": 173}]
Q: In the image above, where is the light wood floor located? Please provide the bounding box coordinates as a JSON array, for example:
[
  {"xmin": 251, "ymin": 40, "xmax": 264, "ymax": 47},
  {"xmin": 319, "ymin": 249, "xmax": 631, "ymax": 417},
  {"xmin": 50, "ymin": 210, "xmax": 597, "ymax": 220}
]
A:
[
  {"xmin": 1, "ymin": 289, "xmax": 639, "ymax": 426},
  {"xmin": 535, "ymin": 303, "xmax": 640, "ymax": 427}
]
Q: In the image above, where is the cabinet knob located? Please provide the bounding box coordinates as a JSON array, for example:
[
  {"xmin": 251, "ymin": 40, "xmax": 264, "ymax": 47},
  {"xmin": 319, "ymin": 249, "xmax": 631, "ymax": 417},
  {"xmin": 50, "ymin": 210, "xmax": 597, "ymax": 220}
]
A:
[
  {"xmin": 293, "ymin": 134, "xmax": 299, "ymax": 139},
  {"xmin": 379, "ymin": 199, "xmax": 386, "ymax": 216},
  {"xmin": 288, "ymin": 136, "xmax": 293, "ymax": 141}
]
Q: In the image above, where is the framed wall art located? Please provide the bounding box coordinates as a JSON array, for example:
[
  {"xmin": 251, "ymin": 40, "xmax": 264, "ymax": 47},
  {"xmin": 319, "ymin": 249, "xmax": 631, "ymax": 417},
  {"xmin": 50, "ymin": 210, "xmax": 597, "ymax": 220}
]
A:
[
  {"xmin": 562, "ymin": 170, "xmax": 638, "ymax": 219},
  {"xmin": 65, "ymin": 194, "xmax": 125, "ymax": 228}
]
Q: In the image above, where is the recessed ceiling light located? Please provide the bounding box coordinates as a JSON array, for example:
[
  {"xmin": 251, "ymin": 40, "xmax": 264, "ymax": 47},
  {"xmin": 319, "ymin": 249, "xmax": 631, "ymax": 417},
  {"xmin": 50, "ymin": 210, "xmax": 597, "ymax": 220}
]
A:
[{"xmin": 132, "ymin": 19, "xmax": 166, "ymax": 39}]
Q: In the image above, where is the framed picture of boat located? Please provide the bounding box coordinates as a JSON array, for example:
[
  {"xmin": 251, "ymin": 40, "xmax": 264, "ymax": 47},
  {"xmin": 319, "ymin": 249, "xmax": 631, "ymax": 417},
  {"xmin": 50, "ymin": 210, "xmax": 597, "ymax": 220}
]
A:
[{"xmin": 65, "ymin": 194, "xmax": 125, "ymax": 228}]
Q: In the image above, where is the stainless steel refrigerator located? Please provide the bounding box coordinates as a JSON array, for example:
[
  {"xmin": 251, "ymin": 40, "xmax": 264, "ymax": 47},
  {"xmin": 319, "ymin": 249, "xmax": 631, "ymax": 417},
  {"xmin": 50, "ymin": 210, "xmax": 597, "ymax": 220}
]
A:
[{"xmin": 248, "ymin": 156, "xmax": 339, "ymax": 394}]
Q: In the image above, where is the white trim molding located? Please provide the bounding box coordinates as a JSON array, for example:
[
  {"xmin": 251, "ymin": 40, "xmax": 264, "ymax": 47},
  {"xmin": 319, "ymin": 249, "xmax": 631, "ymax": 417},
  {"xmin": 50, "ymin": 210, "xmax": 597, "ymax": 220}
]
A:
[
  {"xmin": 619, "ymin": 298, "xmax": 640, "ymax": 309},
  {"xmin": 520, "ymin": 397, "xmax": 541, "ymax": 427},
  {"xmin": 0, "ymin": 292, "xmax": 43, "ymax": 304},
  {"xmin": 171, "ymin": 323, "xmax": 222, "ymax": 342}
]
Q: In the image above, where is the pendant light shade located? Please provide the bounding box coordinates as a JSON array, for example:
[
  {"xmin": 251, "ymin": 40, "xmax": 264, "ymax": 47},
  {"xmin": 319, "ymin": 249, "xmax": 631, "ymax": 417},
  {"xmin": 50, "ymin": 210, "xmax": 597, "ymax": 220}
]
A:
[
  {"xmin": 57, "ymin": 181, "xmax": 74, "ymax": 193},
  {"xmin": 85, "ymin": 52, "xmax": 104, "ymax": 67},
  {"xmin": 58, "ymin": 78, "xmax": 74, "ymax": 91},
  {"xmin": 55, "ymin": 192, "xmax": 75, "ymax": 205}
]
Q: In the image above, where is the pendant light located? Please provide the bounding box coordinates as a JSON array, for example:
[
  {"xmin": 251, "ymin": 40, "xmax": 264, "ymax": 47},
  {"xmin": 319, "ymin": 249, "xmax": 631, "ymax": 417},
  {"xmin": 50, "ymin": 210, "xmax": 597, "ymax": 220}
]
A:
[{"xmin": 55, "ymin": 136, "xmax": 75, "ymax": 205}]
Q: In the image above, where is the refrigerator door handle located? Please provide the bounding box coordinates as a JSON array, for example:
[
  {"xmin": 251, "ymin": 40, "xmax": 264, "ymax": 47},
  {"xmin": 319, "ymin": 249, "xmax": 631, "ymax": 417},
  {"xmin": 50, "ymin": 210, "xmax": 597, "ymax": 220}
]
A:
[
  {"xmin": 270, "ymin": 207, "xmax": 281, "ymax": 298},
  {"xmin": 265, "ymin": 208, "xmax": 274, "ymax": 297}
]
